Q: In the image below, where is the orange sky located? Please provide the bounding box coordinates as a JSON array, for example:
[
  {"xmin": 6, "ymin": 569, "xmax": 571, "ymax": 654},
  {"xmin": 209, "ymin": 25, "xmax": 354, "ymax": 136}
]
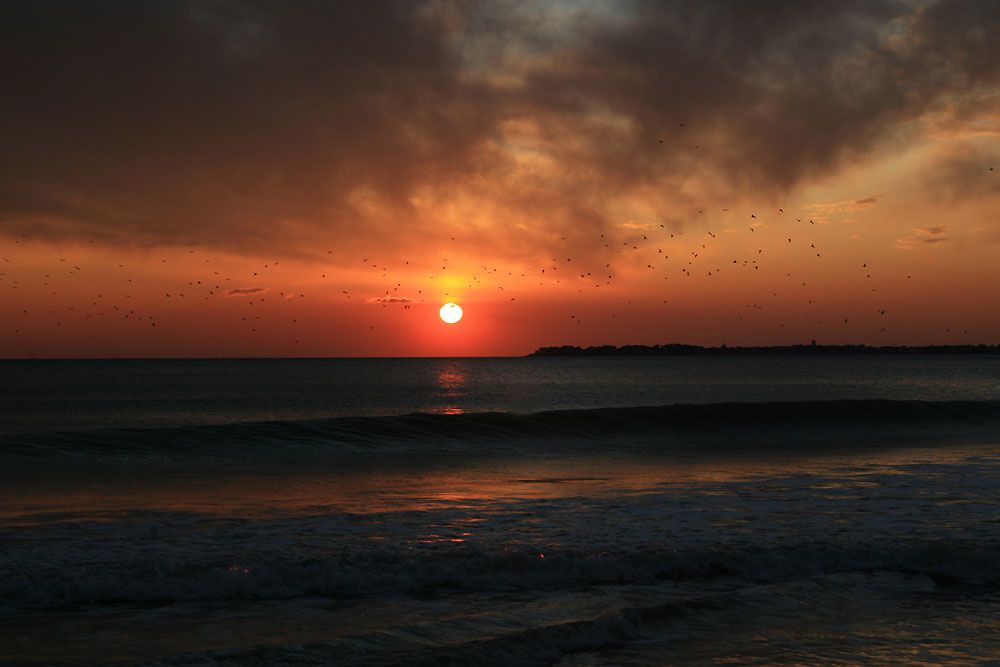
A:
[{"xmin": 2, "ymin": 1, "xmax": 999, "ymax": 357}]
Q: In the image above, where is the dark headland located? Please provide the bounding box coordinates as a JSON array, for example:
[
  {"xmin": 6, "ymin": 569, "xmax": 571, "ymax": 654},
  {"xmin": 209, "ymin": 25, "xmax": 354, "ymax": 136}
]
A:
[{"xmin": 528, "ymin": 343, "xmax": 1000, "ymax": 356}]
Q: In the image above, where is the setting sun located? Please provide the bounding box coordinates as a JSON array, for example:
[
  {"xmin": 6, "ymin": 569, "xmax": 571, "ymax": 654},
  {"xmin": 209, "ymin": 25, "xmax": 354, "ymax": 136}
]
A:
[
  {"xmin": 439, "ymin": 303, "xmax": 463, "ymax": 324},
  {"xmin": 4, "ymin": 4, "xmax": 1000, "ymax": 666}
]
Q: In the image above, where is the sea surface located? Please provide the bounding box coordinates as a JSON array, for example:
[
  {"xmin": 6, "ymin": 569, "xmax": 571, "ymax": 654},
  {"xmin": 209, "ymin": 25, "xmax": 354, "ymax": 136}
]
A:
[{"xmin": 1, "ymin": 356, "xmax": 999, "ymax": 665}]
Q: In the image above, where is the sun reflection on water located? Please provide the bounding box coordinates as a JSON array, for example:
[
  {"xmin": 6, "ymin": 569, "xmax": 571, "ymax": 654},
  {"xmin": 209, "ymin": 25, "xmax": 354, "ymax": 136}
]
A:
[{"xmin": 433, "ymin": 361, "xmax": 468, "ymax": 415}]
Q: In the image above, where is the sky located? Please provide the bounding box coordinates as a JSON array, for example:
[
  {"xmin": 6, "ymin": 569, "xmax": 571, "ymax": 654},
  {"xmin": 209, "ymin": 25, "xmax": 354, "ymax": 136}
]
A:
[{"xmin": 1, "ymin": 0, "xmax": 999, "ymax": 357}]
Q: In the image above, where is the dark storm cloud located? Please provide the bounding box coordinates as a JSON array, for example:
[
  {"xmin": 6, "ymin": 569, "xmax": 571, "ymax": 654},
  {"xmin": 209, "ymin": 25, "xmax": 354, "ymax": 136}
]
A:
[
  {"xmin": 2, "ymin": 0, "xmax": 999, "ymax": 254},
  {"xmin": 519, "ymin": 0, "xmax": 1000, "ymax": 198},
  {"xmin": 1, "ymin": 1, "xmax": 496, "ymax": 249}
]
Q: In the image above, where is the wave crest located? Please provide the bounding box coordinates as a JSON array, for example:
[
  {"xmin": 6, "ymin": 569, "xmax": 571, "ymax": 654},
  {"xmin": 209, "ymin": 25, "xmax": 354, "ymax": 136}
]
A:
[{"xmin": 2, "ymin": 399, "xmax": 999, "ymax": 464}]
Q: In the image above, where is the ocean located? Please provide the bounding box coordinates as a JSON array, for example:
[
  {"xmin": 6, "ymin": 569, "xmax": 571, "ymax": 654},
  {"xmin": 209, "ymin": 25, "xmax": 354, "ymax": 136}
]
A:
[{"xmin": 2, "ymin": 356, "xmax": 999, "ymax": 665}]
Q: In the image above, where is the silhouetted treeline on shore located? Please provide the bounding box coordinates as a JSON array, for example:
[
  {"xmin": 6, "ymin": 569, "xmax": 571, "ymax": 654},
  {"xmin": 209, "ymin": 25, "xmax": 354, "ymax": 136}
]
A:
[{"xmin": 528, "ymin": 343, "xmax": 1000, "ymax": 356}]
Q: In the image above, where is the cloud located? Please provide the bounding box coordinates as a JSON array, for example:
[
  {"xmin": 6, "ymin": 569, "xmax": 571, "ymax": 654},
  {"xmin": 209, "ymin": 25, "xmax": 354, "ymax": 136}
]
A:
[
  {"xmin": 226, "ymin": 287, "xmax": 267, "ymax": 296},
  {"xmin": 896, "ymin": 224, "xmax": 951, "ymax": 248},
  {"xmin": 0, "ymin": 2, "xmax": 496, "ymax": 252},
  {"xmin": 366, "ymin": 296, "xmax": 413, "ymax": 304},
  {"xmin": 2, "ymin": 1, "xmax": 1000, "ymax": 260},
  {"xmin": 807, "ymin": 194, "xmax": 883, "ymax": 217},
  {"xmin": 918, "ymin": 143, "xmax": 1000, "ymax": 201}
]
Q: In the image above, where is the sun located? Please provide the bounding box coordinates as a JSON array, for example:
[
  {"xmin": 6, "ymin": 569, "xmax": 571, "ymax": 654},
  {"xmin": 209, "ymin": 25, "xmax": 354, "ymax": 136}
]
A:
[{"xmin": 439, "ymin": 302, "xmax": 463, "ymax": 324}]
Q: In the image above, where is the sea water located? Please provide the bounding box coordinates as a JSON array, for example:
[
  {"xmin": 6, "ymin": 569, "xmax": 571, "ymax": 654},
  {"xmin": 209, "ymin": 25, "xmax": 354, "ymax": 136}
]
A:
[{"xmin": 1, "ymin": 356, "xmax": 999, "ymax": 665}]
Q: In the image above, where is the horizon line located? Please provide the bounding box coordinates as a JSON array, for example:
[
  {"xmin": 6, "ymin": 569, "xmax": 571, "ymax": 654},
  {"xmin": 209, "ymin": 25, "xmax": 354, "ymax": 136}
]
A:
[{"xmin": 4, "ymin": 341, "xmax": 1000, "ymax": 362}]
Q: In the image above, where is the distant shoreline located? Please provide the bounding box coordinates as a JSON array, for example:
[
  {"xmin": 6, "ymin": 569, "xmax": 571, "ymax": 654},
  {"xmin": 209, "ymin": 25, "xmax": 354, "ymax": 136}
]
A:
[{"xmin": 527, "ymin": 343, "xmax": 1000, "ymax": 356}]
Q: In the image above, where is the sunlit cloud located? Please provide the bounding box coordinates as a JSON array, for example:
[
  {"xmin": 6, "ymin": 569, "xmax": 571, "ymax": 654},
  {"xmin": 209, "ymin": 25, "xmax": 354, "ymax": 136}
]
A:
[
  {"xmin": 896, "ymin": 225, "xmax": 951, "ymax": 248},
  {"xmin": 226, "ymin": 287, "xmax": 268, "ymax": 297},
  {"xmin": 367, "ymin": 297, "xmax": 414, "ymax": 304},
  {"xmin": 806, "ymin": 195, "xmax": 882, "ymax": 217}
]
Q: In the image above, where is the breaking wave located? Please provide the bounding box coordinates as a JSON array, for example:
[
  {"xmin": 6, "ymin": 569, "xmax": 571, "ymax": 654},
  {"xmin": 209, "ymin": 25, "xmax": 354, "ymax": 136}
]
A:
[{"xmin": 2, "ymin": 399, "xmax": 999, "ymax": 464}]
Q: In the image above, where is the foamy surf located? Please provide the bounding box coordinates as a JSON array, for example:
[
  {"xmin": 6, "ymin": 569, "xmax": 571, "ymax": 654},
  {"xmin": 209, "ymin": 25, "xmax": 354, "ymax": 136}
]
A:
[{"xmin": 3, "ymin": 443, "xmax": 999, "ymax": 665}]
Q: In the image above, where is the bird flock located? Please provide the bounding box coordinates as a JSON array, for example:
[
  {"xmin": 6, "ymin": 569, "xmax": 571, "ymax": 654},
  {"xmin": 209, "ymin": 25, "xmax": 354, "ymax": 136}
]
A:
[{"xmin": 0, "ymin": 172, "xmax": 989, "ymax": 352}]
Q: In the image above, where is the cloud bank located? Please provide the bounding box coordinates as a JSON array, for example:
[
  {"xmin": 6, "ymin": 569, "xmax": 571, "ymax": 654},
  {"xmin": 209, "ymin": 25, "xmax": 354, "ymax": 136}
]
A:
[{"xmin": 2, "ymin": 0, "xmax": 999, "ymax": 258}]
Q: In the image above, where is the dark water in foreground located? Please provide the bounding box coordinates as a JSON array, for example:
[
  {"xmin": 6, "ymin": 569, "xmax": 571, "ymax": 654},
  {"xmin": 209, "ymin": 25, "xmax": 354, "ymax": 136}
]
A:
[{"xmin": 1, "ymin": 356, "xmax": 999, "ymax": 665}]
